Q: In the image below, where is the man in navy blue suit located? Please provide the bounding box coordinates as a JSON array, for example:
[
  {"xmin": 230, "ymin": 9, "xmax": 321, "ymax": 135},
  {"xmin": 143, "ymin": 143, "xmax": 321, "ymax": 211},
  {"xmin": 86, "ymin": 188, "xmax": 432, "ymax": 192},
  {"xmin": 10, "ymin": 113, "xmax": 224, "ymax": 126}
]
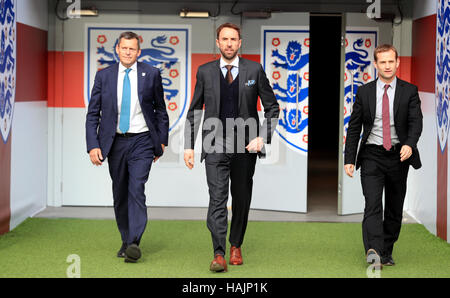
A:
[{"xmin": 86, "ymin": 31, "xmax": 169, "ymax": 263}]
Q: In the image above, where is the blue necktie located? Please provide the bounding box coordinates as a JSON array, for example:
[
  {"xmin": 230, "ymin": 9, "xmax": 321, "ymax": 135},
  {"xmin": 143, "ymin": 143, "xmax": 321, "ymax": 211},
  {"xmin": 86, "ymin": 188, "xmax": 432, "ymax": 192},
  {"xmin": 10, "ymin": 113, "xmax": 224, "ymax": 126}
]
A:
[{"xmin": 119, "ymin": 68, "xmax": 131, "ymax": 133}]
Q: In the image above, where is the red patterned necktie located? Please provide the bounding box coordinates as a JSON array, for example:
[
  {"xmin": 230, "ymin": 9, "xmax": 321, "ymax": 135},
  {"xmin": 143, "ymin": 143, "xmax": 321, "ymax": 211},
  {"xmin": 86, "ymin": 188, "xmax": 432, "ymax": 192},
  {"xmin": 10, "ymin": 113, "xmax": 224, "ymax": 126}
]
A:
[
  {"xmin": 225, "ymin": 65, "xmax": 234, "ymax": 84},
  {"xmin": 382, "ymin": 84, "xmax": 392, "ymax": 151}
]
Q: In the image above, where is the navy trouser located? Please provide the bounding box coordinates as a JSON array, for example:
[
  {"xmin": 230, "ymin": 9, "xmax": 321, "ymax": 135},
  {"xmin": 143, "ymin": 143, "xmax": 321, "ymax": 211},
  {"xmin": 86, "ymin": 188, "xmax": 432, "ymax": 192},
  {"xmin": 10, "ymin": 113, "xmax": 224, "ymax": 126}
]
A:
[{"xmin": 107, "ymin": 132, "xmax": 154, "ymax": 246}]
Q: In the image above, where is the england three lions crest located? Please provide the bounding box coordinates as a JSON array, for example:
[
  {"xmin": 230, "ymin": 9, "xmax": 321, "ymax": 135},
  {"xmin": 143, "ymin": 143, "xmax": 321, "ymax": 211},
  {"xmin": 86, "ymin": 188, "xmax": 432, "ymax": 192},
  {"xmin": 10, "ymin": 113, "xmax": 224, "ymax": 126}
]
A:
[
  {"xmin": 0, "ymin": 0, "xmax": 15, "ymax": 143},
  {"xmin": 262, "ymin": 27, "xmax": 309, "ymax": 155},
  {"xmin": 85, "ymin": 25, "xmax": 191, "ymax": 132},
  {"xmin": 343, "ymin": 29, "xmax": 377, "ymax": 148},
  {"xmin": 436, "ymin": 0, "xmax": 450, "ymax": 152}
]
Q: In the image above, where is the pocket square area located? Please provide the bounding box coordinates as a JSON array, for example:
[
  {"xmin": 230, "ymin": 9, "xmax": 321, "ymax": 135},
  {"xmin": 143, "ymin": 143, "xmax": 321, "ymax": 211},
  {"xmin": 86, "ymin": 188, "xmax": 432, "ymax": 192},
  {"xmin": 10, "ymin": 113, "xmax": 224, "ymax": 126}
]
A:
[{"xmin": 245, "ymin": 80, "xmax": 256, "ymax": 86}]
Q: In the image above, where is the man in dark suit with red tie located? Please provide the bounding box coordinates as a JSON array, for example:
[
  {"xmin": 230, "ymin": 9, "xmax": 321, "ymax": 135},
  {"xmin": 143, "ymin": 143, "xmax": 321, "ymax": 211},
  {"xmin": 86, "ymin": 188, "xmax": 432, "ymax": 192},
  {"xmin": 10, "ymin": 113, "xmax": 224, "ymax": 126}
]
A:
[
  {"xmin": 86, "ymin": 32, "xmax": 169, "ymax": 263},
  {"xmin": 183, "ymin": 23, "xmax": 279, "ymax": 272},
  {"xmin": 344, "ymin": 44, "xmax": 423, "ymax": 269}
]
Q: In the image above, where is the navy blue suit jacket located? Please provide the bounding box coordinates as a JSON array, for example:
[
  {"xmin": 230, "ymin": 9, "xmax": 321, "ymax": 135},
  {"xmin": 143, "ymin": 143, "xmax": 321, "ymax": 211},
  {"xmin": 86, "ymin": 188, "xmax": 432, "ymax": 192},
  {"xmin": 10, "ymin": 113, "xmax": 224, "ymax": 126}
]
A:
[{"xmin": 86, "ymin": 62, "xmax": 169, "ymax": 159}]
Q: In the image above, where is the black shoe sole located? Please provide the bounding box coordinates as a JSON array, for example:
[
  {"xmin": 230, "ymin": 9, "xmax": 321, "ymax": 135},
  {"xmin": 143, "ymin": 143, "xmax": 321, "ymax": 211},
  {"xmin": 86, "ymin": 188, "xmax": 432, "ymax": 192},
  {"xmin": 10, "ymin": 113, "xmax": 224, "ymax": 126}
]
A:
[
  {"xmin": 125, "ymin": 244, "xmax": 141, "ymax": 263},
  {"xmin": 125, "ymin": 257, "xmax": 138, "ymax": 263},
  {"xmin": 382, "ymin": 255, "xmax": 395, "ymax": 266},
  {"xmin": 382, "ymin": 260, "xmax": 395, "ymax": 266}
]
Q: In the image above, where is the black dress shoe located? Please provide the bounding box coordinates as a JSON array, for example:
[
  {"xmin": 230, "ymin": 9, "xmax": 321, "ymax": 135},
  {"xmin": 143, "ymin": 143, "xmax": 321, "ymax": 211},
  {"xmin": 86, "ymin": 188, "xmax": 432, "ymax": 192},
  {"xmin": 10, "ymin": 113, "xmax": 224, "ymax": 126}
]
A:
[
  {"xmin": 117, "ymin": 243, "xmax": 127, "ymax": 258},
  {"xmin": 125, "ymin": 243, "xmax": 142, "ymax": 263},
  {"xmin": 382, "ymin": 255, "xmax": 395, "ymax": 266}
]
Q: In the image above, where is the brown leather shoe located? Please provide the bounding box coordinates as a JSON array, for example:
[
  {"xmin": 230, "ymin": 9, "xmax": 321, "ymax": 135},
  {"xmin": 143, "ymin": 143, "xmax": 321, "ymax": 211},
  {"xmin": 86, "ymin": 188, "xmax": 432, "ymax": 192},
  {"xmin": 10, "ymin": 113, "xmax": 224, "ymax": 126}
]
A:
[
  {"xmin": 229, "ymin": 246, "xmax": 243, "ymax": 265},
  {"xmin": 210, "ymin": 254, "xmax": 227, "ymax": 272}
]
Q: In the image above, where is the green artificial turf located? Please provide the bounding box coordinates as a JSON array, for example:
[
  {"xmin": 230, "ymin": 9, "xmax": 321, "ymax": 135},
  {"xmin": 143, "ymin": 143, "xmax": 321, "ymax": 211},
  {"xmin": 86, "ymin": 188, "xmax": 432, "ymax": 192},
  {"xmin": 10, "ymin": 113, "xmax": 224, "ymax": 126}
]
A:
[{"xmin": 0, "ymin": 218, "xmax": 449, "ymax": 278}]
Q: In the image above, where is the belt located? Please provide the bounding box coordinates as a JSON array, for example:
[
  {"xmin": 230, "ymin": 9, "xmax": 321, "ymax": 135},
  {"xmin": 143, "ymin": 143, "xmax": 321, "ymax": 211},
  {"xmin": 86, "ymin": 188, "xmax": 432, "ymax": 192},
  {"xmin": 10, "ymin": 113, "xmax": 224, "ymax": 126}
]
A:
[
  {"xmin": 366, "ymin": 143, "xmax": 401, "ymax": 152},
  {"xmin": 116, "ymin": 131, "xmax": 148, "ymax": 137}
]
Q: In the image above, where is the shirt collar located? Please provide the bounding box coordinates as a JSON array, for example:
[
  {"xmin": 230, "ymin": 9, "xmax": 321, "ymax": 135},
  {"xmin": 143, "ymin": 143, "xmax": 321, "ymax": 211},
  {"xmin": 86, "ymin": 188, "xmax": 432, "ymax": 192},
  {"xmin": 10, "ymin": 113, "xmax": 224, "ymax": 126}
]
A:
[
  {"xmin": 119, "ymin": 61, "xmax": 137, "ymax": 73},
  {"xmin": 377, "ymin": 76, "xmax": 397, "ymax": 90},
  {"xmin": 220, "ymin": 56, "xmax": 239, "ymax": 69}
]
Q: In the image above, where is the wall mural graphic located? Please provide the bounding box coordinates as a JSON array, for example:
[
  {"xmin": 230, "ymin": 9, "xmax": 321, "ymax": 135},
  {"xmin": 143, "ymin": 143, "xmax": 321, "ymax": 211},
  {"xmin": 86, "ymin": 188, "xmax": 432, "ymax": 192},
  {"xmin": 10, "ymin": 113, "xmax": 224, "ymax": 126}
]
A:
[
  {"xmin": 436, "ymin": 0, "xmax": 450, "ymax": 152},
  {"xmin": 262, "ymin": 27, "xmax": 309, "ymax": 155},
  {"xmin": 85, "ymin": 25, "xmax": 191, "ymax": 132},
  {"xmin": 0, "ymin": 0, "xmax": 15, "ymax": 143},
  {"xmin": 343, "ymin": 29, "xmax": 377, "ymax": 148}
]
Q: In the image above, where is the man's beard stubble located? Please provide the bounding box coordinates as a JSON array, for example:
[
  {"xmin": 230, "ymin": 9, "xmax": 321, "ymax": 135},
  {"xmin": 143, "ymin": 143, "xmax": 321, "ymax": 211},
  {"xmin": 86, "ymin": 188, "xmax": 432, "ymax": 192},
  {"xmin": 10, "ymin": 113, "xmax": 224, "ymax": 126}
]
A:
[{"xmin": 220, "ymin": 48, "xmax": 238, "ymax": 61}]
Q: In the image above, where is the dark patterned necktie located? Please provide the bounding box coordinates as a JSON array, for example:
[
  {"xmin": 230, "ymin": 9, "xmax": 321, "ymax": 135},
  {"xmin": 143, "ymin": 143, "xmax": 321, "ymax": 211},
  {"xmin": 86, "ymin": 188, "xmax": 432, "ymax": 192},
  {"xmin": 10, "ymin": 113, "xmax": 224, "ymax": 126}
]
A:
[
  {"xmin": 225, "ymin": 65, "xmax": 234, "ymax": 84},
  {"xmin": 382, "ymin": 84, "xmax": 392, "ymax": 150}
]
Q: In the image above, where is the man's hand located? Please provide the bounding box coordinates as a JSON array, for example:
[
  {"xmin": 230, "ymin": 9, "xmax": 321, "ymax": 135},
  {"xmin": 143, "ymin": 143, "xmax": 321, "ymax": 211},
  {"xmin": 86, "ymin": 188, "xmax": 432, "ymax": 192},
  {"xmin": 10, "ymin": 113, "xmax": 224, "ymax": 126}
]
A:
[
  {"xmin": 153, "ymin": 144, "xmax": 165, "ymax": 163},
  {"xmin": 89, "ymin": 148, "xmax": 103, "ymax": 166},
  {"xmin": 246, "ymin": 137, "xmax": 264, "ymax": 153},
  {"xmin": 184, "ymin": 149, "xmax": 194, "ymax": 169},
  {"xmin": 400, "ymin": 145, "xmax": 412, "ymax": 162},
  {"xmin": 344, "ymin": 164, "xmax": 355, "ymax": 178}
]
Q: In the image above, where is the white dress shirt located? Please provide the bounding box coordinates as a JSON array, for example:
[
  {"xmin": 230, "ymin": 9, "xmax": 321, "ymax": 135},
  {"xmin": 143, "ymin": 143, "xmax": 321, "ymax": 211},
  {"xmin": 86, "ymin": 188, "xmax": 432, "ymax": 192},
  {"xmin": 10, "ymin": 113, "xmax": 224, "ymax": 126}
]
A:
[
  {"xmin": 366, "ymin": 77, "xmax": 400, "ymax": 146},
  {"xmin": 220, "ymin": 56, "xmax": 239, "ymax": 80},
  {"xmin": 116, "ymin": 62, "xmax": 149, "ymax": 133}
]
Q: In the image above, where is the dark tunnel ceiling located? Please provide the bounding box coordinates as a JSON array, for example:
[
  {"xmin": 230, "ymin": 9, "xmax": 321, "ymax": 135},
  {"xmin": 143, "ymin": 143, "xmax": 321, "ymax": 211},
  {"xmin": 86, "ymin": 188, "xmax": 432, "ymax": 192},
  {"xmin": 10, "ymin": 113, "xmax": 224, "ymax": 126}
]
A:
[{"xmin": 76, "ymin": 0, "xmax": 405, "ymax": 16}]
